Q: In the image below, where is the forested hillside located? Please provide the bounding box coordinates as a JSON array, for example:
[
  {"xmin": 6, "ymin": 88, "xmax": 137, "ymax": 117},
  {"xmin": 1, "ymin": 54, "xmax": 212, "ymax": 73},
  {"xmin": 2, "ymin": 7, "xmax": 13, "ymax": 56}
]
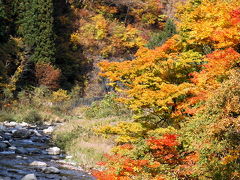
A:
[{"xmin": 0, "ymin": 0, "xmax": 240, "ymax": 179}]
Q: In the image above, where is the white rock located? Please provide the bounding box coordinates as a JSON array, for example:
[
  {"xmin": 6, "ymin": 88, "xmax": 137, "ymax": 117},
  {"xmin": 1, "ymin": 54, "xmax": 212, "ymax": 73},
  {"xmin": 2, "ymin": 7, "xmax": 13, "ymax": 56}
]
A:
[
  {"xmin": 43, "ymin": 126, "xmax": 54, "ymax": 134},
  {"xmin": 9, "ymin": 146, "xmax": 17, "ymax": 150},
  {"xmin": 47, "ymin": 147, "xmax": 60, "ymax": 155},
  {"xmin": 65, "ymin": 155, "xmax": 73, "ymax": 159},
  {"xmin": 21, "ymin": 174, "xmax": 37, "ymax": 180},
  {"xmin": 20, "ymin": 122, "xmax": 29, "ymax": 127},
  {"xmin": 5, "ymin": 121, "xmax": 17, "ymax": 127},
  {"xmin": 29, "ymin": 161, "xmax": 47, "ymax": 167}
]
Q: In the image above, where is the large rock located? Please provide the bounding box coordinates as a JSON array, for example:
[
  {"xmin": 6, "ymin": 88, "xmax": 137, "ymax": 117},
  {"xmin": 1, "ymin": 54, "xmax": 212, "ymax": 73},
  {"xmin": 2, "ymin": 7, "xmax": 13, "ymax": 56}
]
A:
[
  {"xmin": 12, "ymin": 129, "xmax": 31, "ymax": 139},
  {"xmin": 42, "ymin": 166, "xmax": 60, "ymax": 174},
  {"xmin": 21, "ymin": 174, "xmax": 37, "ymax": 180},
  {"xmin": 46, "ymin": 147, "xmax": 60, "ymax": 155}
]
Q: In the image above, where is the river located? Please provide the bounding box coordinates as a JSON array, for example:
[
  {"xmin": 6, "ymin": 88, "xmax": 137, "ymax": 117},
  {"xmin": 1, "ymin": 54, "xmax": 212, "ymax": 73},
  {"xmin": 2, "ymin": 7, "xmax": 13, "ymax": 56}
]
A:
[{"xmin": 0, "ymin": 122, "xmax": 96, "ymax": 180}]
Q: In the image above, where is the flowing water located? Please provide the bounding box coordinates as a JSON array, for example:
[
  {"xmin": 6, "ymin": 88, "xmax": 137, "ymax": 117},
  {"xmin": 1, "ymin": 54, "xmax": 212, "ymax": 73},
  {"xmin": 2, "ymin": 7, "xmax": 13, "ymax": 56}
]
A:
[{"xmin": 0, "ymin": 122, "xmax": 96, "ymax": 180}]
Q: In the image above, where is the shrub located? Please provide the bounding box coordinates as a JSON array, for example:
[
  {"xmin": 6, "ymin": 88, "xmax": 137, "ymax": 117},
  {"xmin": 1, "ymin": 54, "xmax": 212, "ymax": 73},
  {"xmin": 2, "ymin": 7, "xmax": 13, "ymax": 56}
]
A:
[
  {"xmin": 35, "ymin": 63, "xmax": 61, "ymax": 90},
  {"xmin": 54, "ymin": 126, "xmax": 88, "ymax": 149},
  {"xmin": 180, "ymin": 70, "xmax": 240, "ymax": 179},
  {"xmin": 0, "ymin": 111, "xmax": 15, "ymax": 122},
  {"xmin": 21, "ymin": 110, "xmax": 43, "ymax": 125},
  {"xmin": 84, "ymin": 93, "xmax": 130, "ymax": 119}
]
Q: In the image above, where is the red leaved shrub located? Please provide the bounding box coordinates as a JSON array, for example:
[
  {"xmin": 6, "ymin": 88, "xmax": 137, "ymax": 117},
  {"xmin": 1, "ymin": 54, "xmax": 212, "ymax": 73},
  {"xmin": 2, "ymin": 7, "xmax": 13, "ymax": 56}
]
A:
[{"xmin": 35, "ymin": 63, "xmax": 61, "ymax": 90}]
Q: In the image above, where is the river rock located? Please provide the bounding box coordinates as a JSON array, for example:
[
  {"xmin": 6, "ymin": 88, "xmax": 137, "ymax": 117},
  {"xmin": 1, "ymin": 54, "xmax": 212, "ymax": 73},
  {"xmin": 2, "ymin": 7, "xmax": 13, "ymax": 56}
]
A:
[
  {"xmin": 47, "ymin": 147, "xmax": 60, "ymax": 155},
  {"xmin": 2, "ymin": 141, "xmax": 11, "ymax": 147},
  {"xmin": 30, "ymin": 161, "xmax": 47, "ymax": 167},
  {"xmin": 27, "ymin": 148, "xmax": 42, "ymax": 154},
  {"xmin": 21, "ymin": 174, "xmax": 37, "ymax": 180},
  {"xmin": 32, "ymin": 130, "xmax": 42, "ymax": 137},
  {"xmin": 20, "ymin": 122, "xmax": 29, "ymax": 127},
  {"xmin": 12, "ymin": 129, "xmax": 31, "ymax": 139},
  {"xmin": 15, "ymin": 147, "xmax": 28, "ymax": 154},
  {"xmin": 3, "ymin": 133, "xmax": 11, "ymax": 140},
  {"xmin": 5, "ymin": 121, "xmax": 17, "ymax": 127},
  {"xmin": 42, "ymin": 166, "xmax": 60, "ymax": 174},
  {"xmin": 0, "ymin": 142, "xmax": 9, "ymax": 151},
  {"xmin": 9, "ymin": 146, "xmax": 17, "ymax": 150},
  {"xmin": 43, "ymin": 126, "xmax": 54, "ymax": 134},
  {"xmin": 31, "ymin": 137, "xmax": 46, "ymax": 143}
]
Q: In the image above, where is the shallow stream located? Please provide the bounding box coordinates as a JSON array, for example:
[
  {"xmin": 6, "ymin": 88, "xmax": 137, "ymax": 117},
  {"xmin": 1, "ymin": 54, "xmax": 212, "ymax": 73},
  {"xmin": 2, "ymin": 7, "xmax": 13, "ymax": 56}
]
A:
[{"xmin": 0, "ymin": 122, "xmax": 96, "ymax": 180}]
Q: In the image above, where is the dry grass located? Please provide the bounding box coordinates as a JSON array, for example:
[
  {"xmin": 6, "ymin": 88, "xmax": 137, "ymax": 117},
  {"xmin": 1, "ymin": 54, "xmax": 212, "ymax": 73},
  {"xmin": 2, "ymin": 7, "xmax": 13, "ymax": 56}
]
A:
[{"xmin": 52, "ymin": 114, "xmax": 124, "ymax": 169}]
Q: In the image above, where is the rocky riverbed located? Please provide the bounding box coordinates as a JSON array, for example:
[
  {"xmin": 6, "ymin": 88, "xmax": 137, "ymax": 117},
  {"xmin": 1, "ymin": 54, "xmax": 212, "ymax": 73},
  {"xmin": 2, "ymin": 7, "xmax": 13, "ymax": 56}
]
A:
[{"xmin": 0, "ymin": 121, "xmax": 96, "ymax": 180}]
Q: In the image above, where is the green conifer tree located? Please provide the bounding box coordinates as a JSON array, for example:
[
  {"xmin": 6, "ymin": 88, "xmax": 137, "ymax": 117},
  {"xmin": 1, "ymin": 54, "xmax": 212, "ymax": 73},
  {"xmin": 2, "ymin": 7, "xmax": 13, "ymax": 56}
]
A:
[
  {"xmin": 0, "ymin": 0, "xmax": 8, "ymax": 42},
  {"xmin": 16, "ymin": 0, "xmax": 56, "ymax": 63}
]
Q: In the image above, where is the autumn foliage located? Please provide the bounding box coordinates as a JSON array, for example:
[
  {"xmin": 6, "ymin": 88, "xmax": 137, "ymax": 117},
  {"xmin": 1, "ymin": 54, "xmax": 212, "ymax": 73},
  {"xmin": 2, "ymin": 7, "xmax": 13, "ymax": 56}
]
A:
[
  {"xmin": 35, "ymin": 63, "xmax": 61, "ymax": 90},
  {"xmin": 93, "ymin": 134, "xmax": 197, "ymax": 180},
  {"xmin": 95, "ymin": 0, "xmax": 240, "ymax": 179}
]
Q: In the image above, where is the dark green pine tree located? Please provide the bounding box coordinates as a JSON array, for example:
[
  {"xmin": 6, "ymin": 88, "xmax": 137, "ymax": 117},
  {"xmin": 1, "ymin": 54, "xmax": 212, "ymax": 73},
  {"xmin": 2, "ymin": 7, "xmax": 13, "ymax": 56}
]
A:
[
  {"xmin": 16, "ymin": 0, "xmax": 56, "ymax": 63},
  {"xmin": 0, "ymin": 0, "xmax": 8, "ymax": 42}
]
